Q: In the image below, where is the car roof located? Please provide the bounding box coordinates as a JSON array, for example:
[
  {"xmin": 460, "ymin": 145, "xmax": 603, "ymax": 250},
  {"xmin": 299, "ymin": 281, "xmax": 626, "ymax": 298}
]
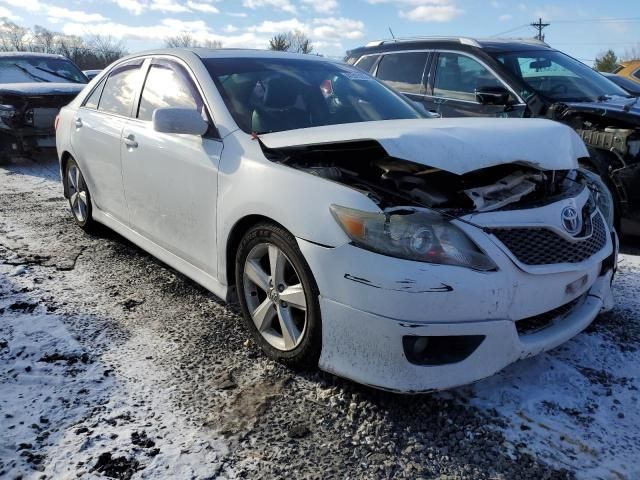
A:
[
  {"xmin": 120, "ymin": 47, "xmax": 338, "ymax": 64},
  {"xmin": 0, "ymin": 51, "xmax": 69, "ymax": 60},
  {"xmin": 347, "ymin": 37, "xmax": 553, "ymax": 57}
]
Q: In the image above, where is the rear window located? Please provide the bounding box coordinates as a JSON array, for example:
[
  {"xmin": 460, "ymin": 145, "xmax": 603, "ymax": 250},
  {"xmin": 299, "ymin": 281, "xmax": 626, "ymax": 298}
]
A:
[
  {"xmin": 98, "ymin": 61, "xmax": 144, "ymax": 117},
  {"xmin": 376, "ymin": 52, "xmax": 428, "ymax": 95}
]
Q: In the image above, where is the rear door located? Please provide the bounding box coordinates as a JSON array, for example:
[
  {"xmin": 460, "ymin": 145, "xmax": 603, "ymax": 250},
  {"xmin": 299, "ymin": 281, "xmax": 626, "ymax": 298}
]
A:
[
  {"xmin": 427, "ymin": 51, "xmax": 526, "ymax": 118},
  {"xmin": 121, "ymin": 57, "xmax": 223, "ymax": 276},
  {"xmin": 70, "ymin": 59, "xmax": 146, "ymax": 224}
]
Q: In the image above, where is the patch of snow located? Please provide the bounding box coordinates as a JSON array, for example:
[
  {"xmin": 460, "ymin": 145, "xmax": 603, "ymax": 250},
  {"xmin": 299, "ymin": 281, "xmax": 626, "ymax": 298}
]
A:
[
  {"xmin": 0, "ymin": 265, "xmax": 229, "ymax": 479},
  {"xmin": 470, "ymin": 253, "xmax": 640, "ymax": 480}
]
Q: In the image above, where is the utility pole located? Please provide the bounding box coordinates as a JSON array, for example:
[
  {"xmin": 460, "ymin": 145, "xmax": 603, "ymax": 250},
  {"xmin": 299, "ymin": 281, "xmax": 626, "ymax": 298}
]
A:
[{"xmin": 530, "ymin": 17, "xmax": 550, "ymax": 41}]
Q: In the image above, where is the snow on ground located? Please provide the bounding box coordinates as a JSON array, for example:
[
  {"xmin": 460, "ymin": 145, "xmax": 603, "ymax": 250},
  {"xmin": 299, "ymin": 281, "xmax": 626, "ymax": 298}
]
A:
[
  {"xmin": 469, "ymin": 253, "xmax": 640, "ymax": 480},
  {"xmin": 0, "ymin": 264, "xmax": 228, "ymax": 479}
]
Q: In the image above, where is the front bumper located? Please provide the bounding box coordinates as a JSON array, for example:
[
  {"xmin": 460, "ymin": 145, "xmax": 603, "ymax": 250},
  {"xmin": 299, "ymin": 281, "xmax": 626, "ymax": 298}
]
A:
[
  {"xmin": 313, "ymin": 271, "xmax": 612, "ymax": 393},
  {"xmin": 297, "ymin": 197, "xmax": 617, "ymax": 392}
]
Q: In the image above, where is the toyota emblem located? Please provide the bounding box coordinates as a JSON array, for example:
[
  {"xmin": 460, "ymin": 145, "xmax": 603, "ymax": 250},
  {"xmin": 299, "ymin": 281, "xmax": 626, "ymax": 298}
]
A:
[{"xmin": 561, "ymin": 206, "xmax": 582, "ymax": 235}]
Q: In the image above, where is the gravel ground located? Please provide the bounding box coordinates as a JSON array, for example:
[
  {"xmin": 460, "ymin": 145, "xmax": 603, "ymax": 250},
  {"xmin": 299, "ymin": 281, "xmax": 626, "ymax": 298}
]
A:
[{"xmin": 1, "ymin": 155, "xmax": 638, "ymax": 480}]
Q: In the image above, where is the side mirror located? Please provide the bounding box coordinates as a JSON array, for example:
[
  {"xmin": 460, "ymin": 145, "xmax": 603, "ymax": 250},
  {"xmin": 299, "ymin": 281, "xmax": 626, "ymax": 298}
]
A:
[
  {"xmin": 475, "ymin": 86, "xmax": 511, "ymax": 106},
  {"xmin": 152, "ymin": 107, "xmax": 209, "ymax": 136}
]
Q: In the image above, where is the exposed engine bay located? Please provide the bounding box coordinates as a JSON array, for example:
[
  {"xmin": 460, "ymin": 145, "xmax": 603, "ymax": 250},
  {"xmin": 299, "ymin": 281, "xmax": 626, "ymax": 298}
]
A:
[
  {"xmin": 261, "ymin": 139, "xmax": 575, "ymax": 214},
  {"xmin": 547, "ymin": 102, "xmax": 640, "ymax": 233}
]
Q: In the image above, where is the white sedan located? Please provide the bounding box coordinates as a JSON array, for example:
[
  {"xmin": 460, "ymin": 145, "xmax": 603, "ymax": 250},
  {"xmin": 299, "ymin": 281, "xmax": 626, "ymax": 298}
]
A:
[{"xmin": 55, "ymin": 49, "xmax": 617, "ymax": 392}]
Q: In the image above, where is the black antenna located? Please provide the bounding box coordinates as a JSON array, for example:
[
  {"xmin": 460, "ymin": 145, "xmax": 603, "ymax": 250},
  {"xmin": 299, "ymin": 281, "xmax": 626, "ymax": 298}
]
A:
[
  {"xmin": 388, "ymin": 27, "xmax": 395, "ymax": 39},
  {"xmin": 530, "ymin": 17, "xmax": 550, "ymax": 41}
]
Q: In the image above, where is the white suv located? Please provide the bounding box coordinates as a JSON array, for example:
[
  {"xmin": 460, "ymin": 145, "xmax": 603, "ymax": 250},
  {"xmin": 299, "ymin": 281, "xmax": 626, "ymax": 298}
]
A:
[{"xmin": 55, "ymin": 49, "xmax": 617, "ymax": 392}]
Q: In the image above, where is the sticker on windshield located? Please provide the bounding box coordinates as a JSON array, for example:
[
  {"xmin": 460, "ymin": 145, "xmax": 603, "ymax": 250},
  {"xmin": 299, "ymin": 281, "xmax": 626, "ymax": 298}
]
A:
[{"xmin": 342, "ymin": 72, "xmax": 373, "ymax": 81}]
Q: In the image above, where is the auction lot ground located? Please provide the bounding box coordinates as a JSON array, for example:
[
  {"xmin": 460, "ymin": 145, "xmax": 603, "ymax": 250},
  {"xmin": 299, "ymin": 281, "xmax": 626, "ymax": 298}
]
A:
[{"xmin": 1, "ymin": 155, "xmax": 639, "ymax": 480}]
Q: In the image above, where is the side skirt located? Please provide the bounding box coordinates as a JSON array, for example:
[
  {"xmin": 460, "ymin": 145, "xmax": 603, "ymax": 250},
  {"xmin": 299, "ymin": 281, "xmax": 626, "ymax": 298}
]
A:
[{"xmin": 92, "ymin": 206, "xmax": 231, "ymax": 303}]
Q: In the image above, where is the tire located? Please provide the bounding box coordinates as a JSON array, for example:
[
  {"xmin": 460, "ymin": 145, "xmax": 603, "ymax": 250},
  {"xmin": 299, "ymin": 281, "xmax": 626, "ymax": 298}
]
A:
[
  {"xmin": 64, "ymin": 157, "xmax": 96, "ymax": 232},
  {"xmin": 579, "ymin": 157, "xmax": 621, "ymax": 232},
  {"xmin": 235, "ymin": 223, "xmax": 322, "ymax": 368}
]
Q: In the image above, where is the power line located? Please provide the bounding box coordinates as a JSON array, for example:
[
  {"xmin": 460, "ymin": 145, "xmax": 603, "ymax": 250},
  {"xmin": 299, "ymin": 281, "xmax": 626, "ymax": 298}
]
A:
[
  {"xmin": 552, "ymin": 16, "xmax": 640, "ymax": 24},
  {"xmin": 490, "ymin": 24, "xmax": 530, "ymax": 37}
]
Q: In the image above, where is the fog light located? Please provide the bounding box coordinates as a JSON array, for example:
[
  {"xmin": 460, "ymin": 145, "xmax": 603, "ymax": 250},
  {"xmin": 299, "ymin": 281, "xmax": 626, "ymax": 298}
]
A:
[{"xmin": 402, "ymin": 335, "xmax": 485, "ymax": 366}]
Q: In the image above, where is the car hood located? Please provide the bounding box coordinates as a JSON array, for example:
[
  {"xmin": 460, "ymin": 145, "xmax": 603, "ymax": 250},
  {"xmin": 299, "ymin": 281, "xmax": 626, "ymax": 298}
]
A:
[
  {"xmin": 0, "ymin": 82, "xmax": 87, "ymax": 96},
  {"xmin": 560, "ymin": 96, "xmax": 640, "ymax": 126},
  {"xmin": 259, "ymin": 118, "xmax": 587, "ymax": 175}
]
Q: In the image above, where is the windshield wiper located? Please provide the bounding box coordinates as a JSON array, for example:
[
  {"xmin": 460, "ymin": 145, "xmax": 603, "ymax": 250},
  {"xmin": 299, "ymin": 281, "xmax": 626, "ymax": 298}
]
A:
[
  {"xmin": 13, "ymin": 63, "xmax": 48, "ymax": 82},
  {"xmin": 33, "ymin": 65, "xmax": 81, "ymax": 83}
]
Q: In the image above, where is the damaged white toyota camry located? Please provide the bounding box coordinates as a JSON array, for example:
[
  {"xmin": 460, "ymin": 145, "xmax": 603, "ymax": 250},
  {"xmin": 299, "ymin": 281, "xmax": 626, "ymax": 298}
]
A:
[{"xmin": 56, "ymin": 49, "xmax": 618, "ymax": 392}]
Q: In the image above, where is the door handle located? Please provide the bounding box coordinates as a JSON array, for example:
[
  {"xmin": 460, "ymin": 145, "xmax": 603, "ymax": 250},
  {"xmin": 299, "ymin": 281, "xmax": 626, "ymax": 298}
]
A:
[
  {"xmin": 428, "ymin": 110, "xmax": 442, "ymax": 118},
  {"xmin": 123, "ymin": 134, "xmax": 138, "ymax": 149},
  {"xmin": 74, "ymin": 118, "xmax": 83, "ymax": 128}
]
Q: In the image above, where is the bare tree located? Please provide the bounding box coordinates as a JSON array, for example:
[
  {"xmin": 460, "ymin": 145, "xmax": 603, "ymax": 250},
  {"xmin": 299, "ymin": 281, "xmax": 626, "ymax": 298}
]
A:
[
  {"xmin": 0, "ymin": 20, "xmax": 128, "ymax": 69},
  {"xmin": 269, "ymin": 31, "xmax": 313, "ymax": 54},
  {"xmin": 286, "ymin": 30, "xmax": 313, "ymax": 54},
  {"xmin": 33, "ymin": 25, "xmax": 56, "ymax": 53},
  {"xmin": 202, "ymin": 39, "xmax": 223, "ymax": 49},
  {"xmin": 87, "ymin": 35, "xmax": 128, "ymax": 67},
  {"xmin": 165, "ymin": 33, "xmax": 223, "ymax": 49},
  {"xmin": 622, "ymin": 44, "xmax": 640, "ymax": 61},
  {"xmin": 0, "ymin": 21, "xmax": 29, "ymax": 51},
  {"xmin": 165, "ymin": 32, "xmax": 199, "ymax": 48}
]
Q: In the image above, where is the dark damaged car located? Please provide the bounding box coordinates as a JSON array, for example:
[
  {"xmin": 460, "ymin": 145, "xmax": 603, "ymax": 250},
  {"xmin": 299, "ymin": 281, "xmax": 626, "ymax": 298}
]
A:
[
  {"xmin": 0, "ymin": 52, "xmax": 87, "ymax": 160},
  {"xmin": 346, "ymin": 38, "xmax": 640, "ymax": 235}
]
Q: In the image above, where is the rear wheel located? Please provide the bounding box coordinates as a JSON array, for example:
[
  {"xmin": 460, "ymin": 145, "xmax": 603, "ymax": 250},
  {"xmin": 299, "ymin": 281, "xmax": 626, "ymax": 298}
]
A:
[
  {"xmin": 64, "ymin": 157, "xmax": 96, "ymax": 231},
  {"xmin": 235, "ymin": 223, "xmax": 321, "ymax": 368}
]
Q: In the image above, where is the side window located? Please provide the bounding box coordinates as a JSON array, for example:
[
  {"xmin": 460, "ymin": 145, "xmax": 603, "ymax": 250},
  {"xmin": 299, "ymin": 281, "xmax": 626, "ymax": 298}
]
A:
[
  {"xmin": 633, "ymin": 69, "xmax": 640, "ymax": 81},
  {"xmin": 137, "ymin": 60, "xmax": 205, "ymax": 121},
  {"xmin": 376, "ymin": 52, "xmax": 428, "ymax": 95},
  {"xmin": 98, "ymin": 61, "xmax": 143, "ymax": 116},
  {"xmin": 354, "ymin": 55, "xmax": 379, "ymax": 73},
  {"xmin": 433, "ymin": 53, "xmax": 502, "ymax": 101},
  {"xmin": 83, "ymin": 77, "xmax": 106, "ymax": 109}
]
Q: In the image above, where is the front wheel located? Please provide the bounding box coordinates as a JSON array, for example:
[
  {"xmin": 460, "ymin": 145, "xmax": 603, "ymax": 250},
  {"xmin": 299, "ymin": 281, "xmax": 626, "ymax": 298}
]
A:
[
  {"xmin": 64, "ymin": 157, "xmax": 96, "ymax": 231},
  {"xmin": 235, "ymin": 223, "xmax": 322, "ymax": 368}
]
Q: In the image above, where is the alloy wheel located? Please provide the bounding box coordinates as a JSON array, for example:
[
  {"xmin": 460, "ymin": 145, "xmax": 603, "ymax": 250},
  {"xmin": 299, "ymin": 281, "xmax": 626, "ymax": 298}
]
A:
[
  {"xmin": 67, "ymin": 164, "xmax": 88, "ymax": 223},
  {"xmin": 242, "ymin": 243, "xmax": 308, "ymax": 351}
]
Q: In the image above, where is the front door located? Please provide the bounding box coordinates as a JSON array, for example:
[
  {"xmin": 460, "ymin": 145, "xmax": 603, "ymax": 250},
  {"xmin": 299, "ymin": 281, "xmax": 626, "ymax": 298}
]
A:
[
  {"xmin": 425, "ymin": 52, "xmax": 526, "ymax": 118},
  {"xmin": 121, "ymin": 58, "xmax": 223, "ymax": 276}
]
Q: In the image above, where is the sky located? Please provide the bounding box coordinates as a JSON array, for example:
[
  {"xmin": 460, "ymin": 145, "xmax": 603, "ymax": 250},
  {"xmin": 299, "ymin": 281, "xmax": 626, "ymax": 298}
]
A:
[{"xmin": 0, "ymin": 0, "xmax": 638, "ymax": 63}]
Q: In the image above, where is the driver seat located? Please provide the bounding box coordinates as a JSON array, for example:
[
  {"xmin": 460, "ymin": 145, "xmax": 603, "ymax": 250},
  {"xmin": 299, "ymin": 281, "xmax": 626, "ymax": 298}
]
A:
[{"xmin": 251, "ymin": 76, "xmax": 311, "ymax": 133}]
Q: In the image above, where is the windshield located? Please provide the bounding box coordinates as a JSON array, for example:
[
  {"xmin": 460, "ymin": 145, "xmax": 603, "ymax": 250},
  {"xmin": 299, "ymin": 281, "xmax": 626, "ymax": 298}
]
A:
[
  {"xmin": 0, "ymin": 57, "xmax": 87, "ymax": 84},
  {"xmin": 203, "ymin": 57, "xmax": 422, "ymax": 134},
  {"xmin": 493, "ymin": 50, "xmax": 630, "ymax": 102}
]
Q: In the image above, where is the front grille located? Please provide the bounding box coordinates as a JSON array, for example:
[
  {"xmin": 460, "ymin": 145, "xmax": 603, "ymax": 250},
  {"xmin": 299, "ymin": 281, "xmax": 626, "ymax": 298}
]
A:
[
  {"xmin": 516, "ymin": 295, "xmax": 585, "ymax": 336},
  {"xmin": 488, "ymin": 213, "xmax": 607, "ymax": 266}
]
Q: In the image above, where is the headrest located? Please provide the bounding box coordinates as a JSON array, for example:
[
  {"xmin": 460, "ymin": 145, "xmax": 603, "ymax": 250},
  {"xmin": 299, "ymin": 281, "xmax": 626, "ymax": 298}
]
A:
[{"xmin": 262, "ymin": 75, "xmax": 301, "ymax": 109}]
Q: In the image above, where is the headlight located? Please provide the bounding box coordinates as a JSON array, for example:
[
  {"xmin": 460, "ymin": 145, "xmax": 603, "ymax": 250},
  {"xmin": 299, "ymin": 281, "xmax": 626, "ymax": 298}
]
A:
[
  {"xmin": 330, "ymin": 205, "xmax": 497, "ymax": 271},
  {"xmin": 578, "ymin": 169, "xmax": 615, "ymax": 229}
]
